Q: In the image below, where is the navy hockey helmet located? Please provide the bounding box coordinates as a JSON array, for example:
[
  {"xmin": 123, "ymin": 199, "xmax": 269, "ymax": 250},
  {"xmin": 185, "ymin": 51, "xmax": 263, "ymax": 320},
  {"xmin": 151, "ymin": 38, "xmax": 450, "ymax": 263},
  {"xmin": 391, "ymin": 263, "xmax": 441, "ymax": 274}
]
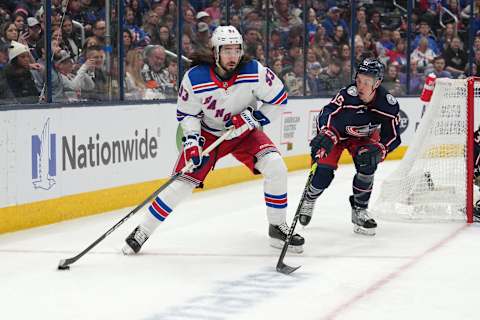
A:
[{"xmin": 356, "ymin": 58, "xmax": 385, "ymax": 82}]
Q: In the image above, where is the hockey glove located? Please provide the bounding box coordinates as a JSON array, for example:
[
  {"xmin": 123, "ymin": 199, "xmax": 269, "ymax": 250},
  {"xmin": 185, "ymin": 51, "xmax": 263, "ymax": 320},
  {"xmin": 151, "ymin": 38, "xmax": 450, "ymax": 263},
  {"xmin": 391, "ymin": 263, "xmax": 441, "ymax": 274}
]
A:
[
  {"xmin": 310, "ymin": 127, "xmax": 339, "ymax": 160},
  {"xmin": 225, "ymin": 107, "xmax": 270, "ymax": 139},
  {"xmin": 182, "ymin": 134, "xmax": 209, "ymax": 173},
  {"xmin": 354, "ymin": 142, "xmax": 387, "ymax": 171}
]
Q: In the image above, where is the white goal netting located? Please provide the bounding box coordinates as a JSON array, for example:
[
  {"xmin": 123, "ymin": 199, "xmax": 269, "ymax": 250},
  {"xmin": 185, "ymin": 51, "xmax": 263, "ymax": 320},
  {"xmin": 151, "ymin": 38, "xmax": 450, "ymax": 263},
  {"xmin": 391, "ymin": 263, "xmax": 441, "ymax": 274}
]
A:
[{"xmin": 373, "ymin": 78, "xmax": 480, "ymax": 222}]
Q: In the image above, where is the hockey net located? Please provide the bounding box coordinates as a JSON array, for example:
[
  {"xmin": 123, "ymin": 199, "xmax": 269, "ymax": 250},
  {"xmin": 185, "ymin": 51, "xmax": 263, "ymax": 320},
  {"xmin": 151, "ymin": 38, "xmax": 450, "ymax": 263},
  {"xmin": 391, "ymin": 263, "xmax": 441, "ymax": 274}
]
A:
[{"xmin": 373, "ymin": 77, "xmax": 480, "ymax": 223}]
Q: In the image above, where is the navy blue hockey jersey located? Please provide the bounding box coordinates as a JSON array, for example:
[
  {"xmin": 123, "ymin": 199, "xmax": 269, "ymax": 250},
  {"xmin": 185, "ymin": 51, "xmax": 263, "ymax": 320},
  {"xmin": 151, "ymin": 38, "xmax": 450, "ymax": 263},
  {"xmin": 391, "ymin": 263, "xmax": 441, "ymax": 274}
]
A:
[{"xmin": 317, "ymin": 84, "xmax": 401, "ymax": 153}]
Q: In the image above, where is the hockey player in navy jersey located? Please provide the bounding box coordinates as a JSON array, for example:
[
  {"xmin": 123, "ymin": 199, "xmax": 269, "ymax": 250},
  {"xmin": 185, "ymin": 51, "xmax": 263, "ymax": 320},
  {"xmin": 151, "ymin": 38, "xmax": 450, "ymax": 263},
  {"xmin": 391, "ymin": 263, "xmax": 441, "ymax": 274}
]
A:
[
  {"xmin": 298, "ymin": 58, "xmax": 401, "ymax": 235},
  {"xmin": 122, "ymin": 26, "xmax": 305, "ymax": 254}
]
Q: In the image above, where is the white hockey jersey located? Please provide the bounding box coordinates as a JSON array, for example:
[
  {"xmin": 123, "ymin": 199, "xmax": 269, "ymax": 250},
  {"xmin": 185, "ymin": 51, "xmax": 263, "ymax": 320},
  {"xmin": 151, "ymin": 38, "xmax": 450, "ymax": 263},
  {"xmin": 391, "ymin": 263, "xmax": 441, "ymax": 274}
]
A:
[{"xmin": 176, "ymin": 59, "xmax": 288, "ymax": 136}]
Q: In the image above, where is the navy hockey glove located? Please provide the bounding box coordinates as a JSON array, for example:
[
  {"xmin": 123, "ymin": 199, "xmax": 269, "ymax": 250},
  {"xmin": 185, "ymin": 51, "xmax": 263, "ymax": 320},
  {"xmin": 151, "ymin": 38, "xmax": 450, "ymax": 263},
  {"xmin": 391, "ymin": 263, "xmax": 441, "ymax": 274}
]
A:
[
  {"xmin": 354, "ymin": 142, "xmax": 386, "ymax": 170},
  {"xmin": 225, "ymin": 107, "xmax": 270, "ymax": 139},
  {"xmin": 182, "ymin": 134, "xmax": 209, "ymax": 172},
  {"xmin": 310, "ymin": 127, "xmax": 339, "ymax": 160}
]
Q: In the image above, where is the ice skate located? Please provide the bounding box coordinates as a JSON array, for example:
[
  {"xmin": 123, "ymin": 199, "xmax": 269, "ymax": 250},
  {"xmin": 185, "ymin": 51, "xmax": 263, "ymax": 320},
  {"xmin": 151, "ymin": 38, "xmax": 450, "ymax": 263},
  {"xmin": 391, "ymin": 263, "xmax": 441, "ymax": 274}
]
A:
[
  {"xmin": 269, "ymin": 223, "xmax": 304, "ymax": 253},
  {"xmin": 299, "ymin": 199, "xmax": 316, "ymax": 226},
  {"xmin": 350, "ymin": 196, "xmax": 377, "ymax": 236},
  {"xmin": 122, "ymin": 225, "xmax": 151, "ymax": 255}
]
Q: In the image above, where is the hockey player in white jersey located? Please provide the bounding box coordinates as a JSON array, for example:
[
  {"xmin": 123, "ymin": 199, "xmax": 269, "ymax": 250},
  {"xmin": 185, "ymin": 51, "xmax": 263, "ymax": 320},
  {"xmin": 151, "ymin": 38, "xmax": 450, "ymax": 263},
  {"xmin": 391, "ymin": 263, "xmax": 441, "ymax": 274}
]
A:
[{"xmin": 122, "ymin": 26, "xmax": 304, "ymax": 254}]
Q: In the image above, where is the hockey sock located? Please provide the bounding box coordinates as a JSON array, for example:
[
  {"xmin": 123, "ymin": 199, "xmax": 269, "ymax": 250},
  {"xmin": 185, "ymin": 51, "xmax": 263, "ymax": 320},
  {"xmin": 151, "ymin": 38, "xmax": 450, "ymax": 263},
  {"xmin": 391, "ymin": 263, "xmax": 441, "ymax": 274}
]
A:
[
  {"xmin": 255, "ymin": 152, "xmax": 288, "ymax": 226},
  {"xmin": 139, "ymin": 179, "xmax": 195, "ymax": 233},
  {"xmin": 352, "ymin": 172, "xmax": 374, "ymax": 208},
  {"xmin": 305, "ymin": 184, "xmax": 324, "ymax": 202}
]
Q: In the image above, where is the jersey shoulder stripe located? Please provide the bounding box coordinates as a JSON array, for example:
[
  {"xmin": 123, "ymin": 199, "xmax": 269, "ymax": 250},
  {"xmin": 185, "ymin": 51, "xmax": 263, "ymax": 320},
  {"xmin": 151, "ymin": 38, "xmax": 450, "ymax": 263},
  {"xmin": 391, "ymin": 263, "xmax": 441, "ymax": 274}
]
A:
[
  {"xmin": 235, "ymin": 60, "xmax": 259, "ymax": 84},
  {"xmin": 263, "ymin": 88, "xmax": 288, "ymax": 105},
  {"xmin": 188, "ymin": 64, "xmax": 219, "ymax": 94}
]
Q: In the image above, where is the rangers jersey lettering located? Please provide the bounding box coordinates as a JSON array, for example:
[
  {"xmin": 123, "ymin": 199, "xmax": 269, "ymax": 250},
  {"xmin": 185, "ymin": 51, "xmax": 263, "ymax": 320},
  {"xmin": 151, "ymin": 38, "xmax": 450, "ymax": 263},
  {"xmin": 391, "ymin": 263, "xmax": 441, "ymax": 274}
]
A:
[{"xmin": 176, "ymin": 60, "xmax": 287, "ymax": 136}]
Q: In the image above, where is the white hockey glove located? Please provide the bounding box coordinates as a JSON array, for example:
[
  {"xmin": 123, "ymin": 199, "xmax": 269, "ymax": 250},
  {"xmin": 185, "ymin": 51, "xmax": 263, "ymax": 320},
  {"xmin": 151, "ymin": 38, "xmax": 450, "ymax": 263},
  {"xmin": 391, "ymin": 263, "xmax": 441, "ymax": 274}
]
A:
[
  {"xmin": 182, "ymin": 134, "xmax": 209, "ymax": 173},
  {"xmin": 225, "ymin": 107, "xmax": 270, "ymax": 139}
]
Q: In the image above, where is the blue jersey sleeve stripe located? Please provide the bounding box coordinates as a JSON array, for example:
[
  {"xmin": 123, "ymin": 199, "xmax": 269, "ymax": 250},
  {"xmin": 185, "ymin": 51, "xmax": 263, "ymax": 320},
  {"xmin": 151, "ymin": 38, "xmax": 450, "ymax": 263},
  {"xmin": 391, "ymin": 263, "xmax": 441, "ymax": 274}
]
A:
[{"xmin": 264, "ymin": 192, "xmax": 287, "ymax": 199}]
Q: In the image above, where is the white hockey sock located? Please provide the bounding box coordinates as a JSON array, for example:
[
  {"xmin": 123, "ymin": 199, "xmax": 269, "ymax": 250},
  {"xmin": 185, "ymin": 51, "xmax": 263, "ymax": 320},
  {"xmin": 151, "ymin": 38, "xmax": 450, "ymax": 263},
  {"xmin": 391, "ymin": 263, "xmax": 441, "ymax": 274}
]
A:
[
  {"xmin": 139, "ymin": 179, "xmax": 195, "ymax": 233},
  {"xmin": 255, "ymin": 152, "xmax": 288, "ymax": 226}
]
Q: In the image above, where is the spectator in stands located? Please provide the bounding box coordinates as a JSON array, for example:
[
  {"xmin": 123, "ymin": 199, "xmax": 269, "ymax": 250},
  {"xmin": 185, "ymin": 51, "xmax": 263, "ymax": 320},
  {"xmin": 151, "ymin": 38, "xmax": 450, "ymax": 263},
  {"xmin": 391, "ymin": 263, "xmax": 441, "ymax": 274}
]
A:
[
  {"xmin": 196, "ymin": 11, "xmax": 212, "ymax": 29},
  {"xmin": 141, "ymin": 44, "xmax": 166, "ymax": 99},
  {"xmin": 426, "ymin": 56, "xmax": 452, "ymax": 78},
  {"xmin": 4, "ymin": 41, "xmax": 40, "ymax": 103},
  {"xmin": 54, "ymin": 49, "xmax": 95, "ymax": 101},
  {"xmin": 331, "ymin": 25, "xmax": 348, "ymax": 47},
  {"xmin": 230, "ymin": 0, "xmax": 250, "ymax": 18},
  {"xmin": 1, "ymin": 21, "xmax": 20, "ymax": 45},
  {"xmin": 25, "ymin": 17, "xmax": 42, "ymax": 58},
  {"xmin": 142, "ymin": 10, "xmax": 161, "ymax": 45},
  {"xmin": 472, "ymin": 49, "xmax": 480, "ymax": 77},
  {"xmin": 82, "ymin": 45, "xmax": 108, "ymax": 101},
  {"xmin": 443, "ymin": 36, "xmax": 468, "ymax": 78},
  {"xmin": 438, "ymin": 22, "xmax": 456, "ymax": 52},
  {"xmin": 12, "ymin": 12, "xmax": 26, "ymax": 33},
  {"xmin": 412, "ymin": 20, "xmax": 440, "ymax": 55},
  {"xmin": 382, "ymin": 63, "xmax": 405, "ymax": 96},
  {"xmin": 243, "ymin": 28, "xmax": 261, "ymax": 56},
  {"xmin": 317, "ymin": 58, "xmax": 344, "ymax": 96},
  {"xmin": 0, "ymin": 43, "xmax": 16, "ymax": 104},
  {"xmin": 62, "ymin": 15, "xmax": 82, "ymax": 61},
  {"xmin": 204, "ymin": 0, "xmax": 222, "ymax": 27},
  {"xmin": 157, "ymin": 25, "xmax": 175, "ymax": 52},
  {"xmin": 282, "ymin": 45, "xmax": 302, "ymax": 70},
  {"xmin": 367, "ymin": 10, "xmax": 382, "ymax": 40},
  {"xmin": 230, "ymin": 15, "xmax": 242, "ymax": 33},
  {"xmin": 123, "ymin": 29, "xmax": 134, "ymax": 54},
  {"xmin": 31, "ymin": 40, "xmax": 66, "ymax": 102},
  {"xmin": 399, "ymin": 58, "xmax": 423, "ymax": 95},
  {"xmin": 410, "ymin": 37, "xmax": 436, "ymax": 73},
  {"xmin": 182, "ymin": 34, "xmax": 194, "ymax": 58},
  {"xmin": 92, "ymin": 19, "xmax": 106, "ymax": 46},
  {"xmin": 126, "ymin": 8, "xmax": 150, "ymax": 47},
  {"xmin": 386, "ymin": 38, "xmax": 407, "ymax": 70},
  {"xmin": 375, "ymin": 29, "xmax": 395, "ymax": 62},
  {"xmin": 283, "ymin": 59, "xmax": 309, "ymax": 96},
  {"xmin": 271, "ymin": 58, "xmax": 284, "ymax": 79},
  {"xmin": 125, "ymin": 49, "xmax": 145, "ymax": 100},
  {"xmin": 158, "ymin": 57, "xmax": 177, "ymax": 99},
  {"xmin": 322, "ymin": 6, "xmax": 349, "ymax": 39},
  {"xmin": 194, "ymin": 22, "xmax": 210, "ymax": 53},
  {"xmin": 306, "ymin": 61, "xmax": 322, "ymax": 96},
  {"xmin": 182, "ymin": 8, "xmax": 196, "ymax": 41},
  {"xmin": 307, "ymin": 8, "xmax": 320, "ymax": 41}
]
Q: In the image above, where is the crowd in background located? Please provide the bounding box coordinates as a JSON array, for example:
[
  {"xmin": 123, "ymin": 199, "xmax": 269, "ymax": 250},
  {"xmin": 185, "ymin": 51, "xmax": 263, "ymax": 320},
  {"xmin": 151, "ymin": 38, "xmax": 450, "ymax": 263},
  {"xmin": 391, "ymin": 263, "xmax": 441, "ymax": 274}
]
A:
[{"xmin": 0, "ymin": 0, "xmax": 479, "ymax": 105}]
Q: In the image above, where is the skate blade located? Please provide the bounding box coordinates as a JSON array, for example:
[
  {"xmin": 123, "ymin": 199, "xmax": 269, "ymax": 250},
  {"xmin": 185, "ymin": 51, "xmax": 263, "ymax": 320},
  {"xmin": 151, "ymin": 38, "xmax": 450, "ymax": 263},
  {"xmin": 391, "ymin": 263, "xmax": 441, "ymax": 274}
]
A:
[
  {"xmin": 353, "ymin": 225, "xmax": 376, "ymax": 236},
  {"xmin": 121, "ymin": 244, "xmax": 136, "ymax": 255},
  {"xmin": 270, "ymin": 238, "xmax": 304, "ymax": 254}
]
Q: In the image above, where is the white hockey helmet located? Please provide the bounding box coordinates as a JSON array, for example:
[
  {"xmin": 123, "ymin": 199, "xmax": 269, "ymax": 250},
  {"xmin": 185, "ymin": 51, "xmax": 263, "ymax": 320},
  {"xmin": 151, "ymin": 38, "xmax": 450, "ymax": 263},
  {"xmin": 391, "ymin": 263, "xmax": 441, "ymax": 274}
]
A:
[{"xmin": 211, "ymin": 25, "xmax": 244, "ymax": 66}]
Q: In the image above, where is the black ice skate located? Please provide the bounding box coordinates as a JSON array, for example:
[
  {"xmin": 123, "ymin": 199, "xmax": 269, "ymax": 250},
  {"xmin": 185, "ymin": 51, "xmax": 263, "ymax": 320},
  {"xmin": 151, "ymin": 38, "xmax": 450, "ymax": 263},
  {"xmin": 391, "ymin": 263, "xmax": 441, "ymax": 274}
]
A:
[
  {"xmin": 269, "ymin": 223, "xmax": 305, "ymax": 253},
  {"xmin": 122, "ymin": 225, "xmax": 151, "ymax": 255},
  {"xmin": 299, "ymin": 200, "xmax": 316, "ymax": 226},
  {"xmin": 350, "ymin": 196, "xmax": 377, "ymax": 236}
]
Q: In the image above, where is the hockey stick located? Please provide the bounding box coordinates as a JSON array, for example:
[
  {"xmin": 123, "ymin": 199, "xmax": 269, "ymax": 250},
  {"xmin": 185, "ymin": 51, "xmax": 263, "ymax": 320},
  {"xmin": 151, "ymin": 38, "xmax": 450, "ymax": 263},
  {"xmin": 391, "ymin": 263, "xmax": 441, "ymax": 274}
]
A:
[
  {"xmin": 276, "ymin": 163, "xmax": 317, "ymax": 275},
  {"xmin": 57, "ymin": 128, "xmax": 234, "ymax": 270}
]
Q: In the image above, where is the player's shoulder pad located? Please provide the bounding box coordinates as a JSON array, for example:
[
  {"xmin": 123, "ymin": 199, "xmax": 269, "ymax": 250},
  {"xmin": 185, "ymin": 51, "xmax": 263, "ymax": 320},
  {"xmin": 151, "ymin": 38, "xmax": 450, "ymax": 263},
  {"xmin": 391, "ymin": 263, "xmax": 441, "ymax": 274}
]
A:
[
  {"xmin": 374, "ymin": 85, "xmax": 399, "ymax": 115},
  {"xmin": 187, "ymin": 64, "xmax": 212, "ymax": 86},
  {"xmin": 238, "ymin": 59, "xmax": 259, "ymax": 75},
  {"xmin": 337, "ymin": 84, "xmax": 362, "ymax": 105}
]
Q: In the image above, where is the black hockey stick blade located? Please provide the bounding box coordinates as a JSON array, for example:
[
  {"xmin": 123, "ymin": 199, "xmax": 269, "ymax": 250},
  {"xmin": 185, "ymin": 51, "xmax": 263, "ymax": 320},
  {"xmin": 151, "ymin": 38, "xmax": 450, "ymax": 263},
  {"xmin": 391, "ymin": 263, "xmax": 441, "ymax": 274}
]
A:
[{"xmin": 276, "ymin": 260, "xmax": 301, "ymax": 275}]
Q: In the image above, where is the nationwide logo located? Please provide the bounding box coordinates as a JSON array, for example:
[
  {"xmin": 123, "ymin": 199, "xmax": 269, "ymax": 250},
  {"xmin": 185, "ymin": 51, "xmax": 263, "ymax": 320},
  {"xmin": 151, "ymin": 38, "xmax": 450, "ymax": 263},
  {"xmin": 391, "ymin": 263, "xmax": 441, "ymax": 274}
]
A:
[
  {"xmin": 398, "ymin": 109, "xmax": 409, "ymax": 134},
  {"xmin": 31, "ymin": 118, "xmax": 57, "ymax": 190}
]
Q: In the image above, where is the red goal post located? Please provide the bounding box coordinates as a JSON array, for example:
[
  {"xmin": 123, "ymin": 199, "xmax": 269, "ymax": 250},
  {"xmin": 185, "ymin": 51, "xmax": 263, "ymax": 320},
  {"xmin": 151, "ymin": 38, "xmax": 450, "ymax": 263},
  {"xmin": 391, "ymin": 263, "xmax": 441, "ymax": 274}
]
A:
[{"xmin": 373, "ymin": 77, "xmax": 480, "ymax": 223}]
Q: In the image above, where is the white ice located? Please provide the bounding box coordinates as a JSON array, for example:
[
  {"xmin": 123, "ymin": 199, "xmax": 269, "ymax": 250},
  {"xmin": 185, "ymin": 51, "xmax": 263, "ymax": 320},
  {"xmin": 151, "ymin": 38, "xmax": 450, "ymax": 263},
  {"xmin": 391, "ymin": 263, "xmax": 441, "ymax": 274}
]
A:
[{"xmin": 0, "ymin": 161, "xmax": 478, "ymax": 320}]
